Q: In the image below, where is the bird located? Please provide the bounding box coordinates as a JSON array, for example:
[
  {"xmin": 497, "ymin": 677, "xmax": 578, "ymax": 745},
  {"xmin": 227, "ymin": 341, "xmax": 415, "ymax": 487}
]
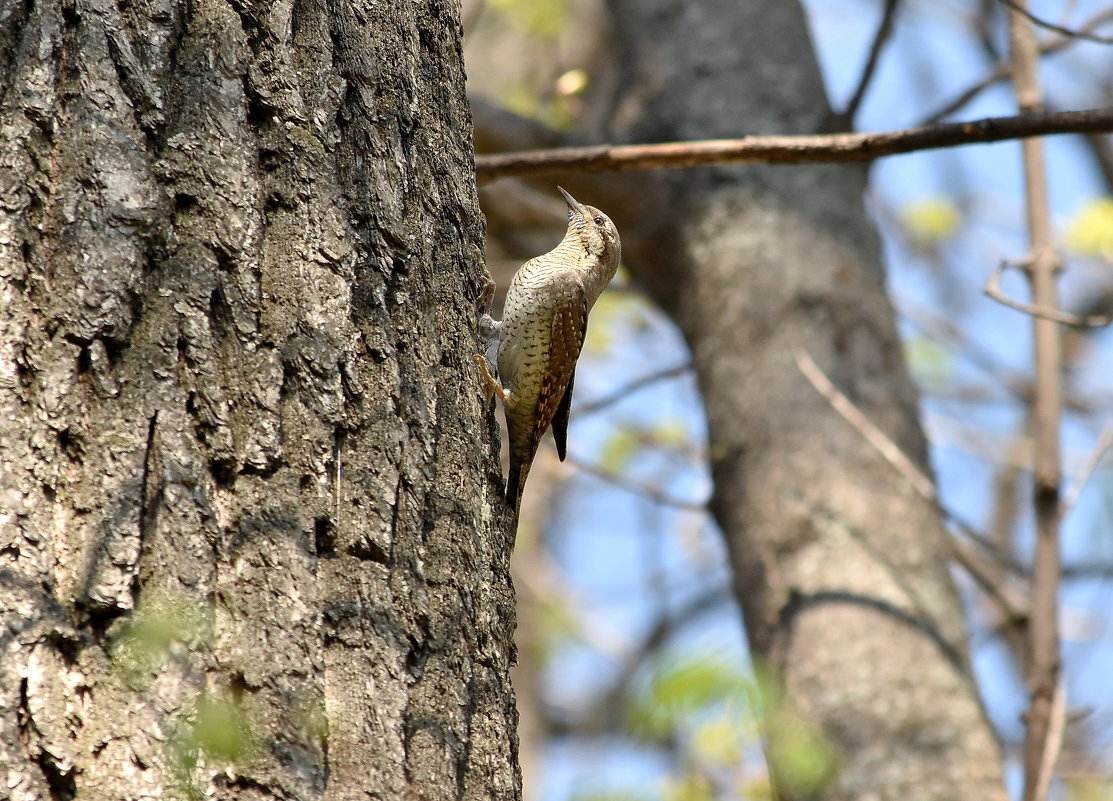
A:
[{"xmin": 475, "ymin": 187, "xmax": 622, "ymax": 514}]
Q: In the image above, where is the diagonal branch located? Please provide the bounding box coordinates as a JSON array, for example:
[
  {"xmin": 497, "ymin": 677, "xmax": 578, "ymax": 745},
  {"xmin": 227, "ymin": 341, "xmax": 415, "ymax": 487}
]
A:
[
  {"xmin": 566, "ymin": 455, "xmax": 707, "ymax": 512},
  {"xmin": 1060, "ymin": 415, "xmax": 1113, "ymax": 518},
  {"xmin": 995, "ymin": 0, "xmax": 1113, "ymax": 44},
  {"xmin": 790, "ymin": 337, "xmax": 1029, "ymax": 623},
  {"xmin": 475, "ymin": 108, "xmax": 1113, "ymax": 182},
  {"xmin": 574, "ymin": 363, "xmax": 692, "ymax": 418},
  {"xmin": 922, "ymin": 8, "xmax": 1113, "ymax": 124},
  {"xmin": 838, "ymin": 0, "xmax": 902, "ymax": 127}
]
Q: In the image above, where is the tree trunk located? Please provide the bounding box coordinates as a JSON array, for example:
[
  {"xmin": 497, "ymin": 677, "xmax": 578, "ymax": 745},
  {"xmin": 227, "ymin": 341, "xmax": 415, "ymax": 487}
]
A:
[
  {"xmin": 0, "ymin": 1, "xmax": 517, "ymax": 800},
  {"xmin": 589, "ymin": 2, "xmax": 1009, "ymax": 798}
]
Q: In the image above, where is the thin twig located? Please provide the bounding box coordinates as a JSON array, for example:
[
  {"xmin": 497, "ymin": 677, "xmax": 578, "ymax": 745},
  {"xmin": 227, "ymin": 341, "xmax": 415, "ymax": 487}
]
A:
[
  {"xmin": 790, "ymin": 339, "xmax": 936, "ymax": 499},
  {"xmin": 515, "ymin": 546, "xmax": 633, "ymax": 660},
  {"xmin": 985, "ymin": 260, "xmax": 1113, "ymax": 326},
  {"xmin": 897, "ymin": 291, "xmax": 1101, "ymax": 415},
  {"xmin": 950, "ymin": 538, "xmax": 1030, "ymax": 626},
  {"xmin": 574, "ymin": 363, "xmax": 692, "ymax": 418},
  {"xmin": 567, "ymin": 455, "xmax": 707, "ymax": 512},
  {"xmin": 923, "ymin": 9, "xmax": 1113, "ymax": 123},
  {"xmin": 790, "ymin": 337, "xmax": 1029, "ymax": 622},
  {"xmin": 840, "ymin": 0, "xmax": 902, "ymax": 126},
  {"xmin": 1031, "ymin": 679, "xmax": 1068, "ymax": 801},
  {"xmin": 995, "ymin": 0, "xmax": 1113, "ymax": 44},
  {"xmin": 1009, "ymin": 3, "xmax": 1065, "ymax": 800},
  {"xmin": 1060, "ymin": 416, "xmax": 1113, "ymax": 517},
  {"xmin": 475, "ymin": 108, "xmax": 1113, "ymax": 182}
]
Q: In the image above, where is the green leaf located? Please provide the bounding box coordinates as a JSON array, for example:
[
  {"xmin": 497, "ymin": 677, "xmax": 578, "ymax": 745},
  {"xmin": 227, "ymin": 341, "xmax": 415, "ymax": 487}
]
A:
[
  {"xmin": 599, "ymin": 427, "xmax": 641, "ymax": 473},
  {"xmin": 628, "ymin": 655, "xmax": 753, "ymax": 739},
  {"xmin": 661, "ymin": 773, "xmax": 713, "ymax": 801},
  {"xmin": 904, "ymin": 336, "xmax": 951, "ymax": 389},
  {"xmin": 1065, "ymin": 197, "xmax": 1113, "ymax": 259},
  {"xmin": 901, "ymin": 196, "xmax": 960, "ymax": 249},
  {"xmin": 190, "ymin": 694, "xmax": 254, "ymax": 762},
  {"xmin": 690, "ymin": 716, "xmax": 746, "ymax": 765},
  {"xmin": 490, "ymin": 0, "xmax": 570, "ymax": 36},
  {"xmin": 111, "ymin": 593, "xmax": 214, "ymax": 684}
]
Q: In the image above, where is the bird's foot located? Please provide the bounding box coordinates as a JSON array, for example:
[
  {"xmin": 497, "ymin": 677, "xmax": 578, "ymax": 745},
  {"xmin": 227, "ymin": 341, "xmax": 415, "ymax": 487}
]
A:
[
  {"xmin": 476, "ymin": 279, "xmax": 496, "ymax": 315},
  {"xmin": 478, "ymin": 313, "xmax": 502, "ymax": 342},
  {"xmin": 476, "ymin": 280, "xmax": 502, "ymax": 341},
  {"xmin": 472, "ymin": 353, "xmax": 505, "ymax": 404}
]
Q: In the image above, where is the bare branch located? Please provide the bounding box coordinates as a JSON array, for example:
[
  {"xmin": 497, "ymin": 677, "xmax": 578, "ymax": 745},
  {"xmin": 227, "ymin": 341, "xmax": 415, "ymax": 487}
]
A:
[
  {"xmin": 985, "ymin": 260, "xmax": 1113, "ymax": 327},
  {"xmin": 1031, "ymin": 679, "xmax": 1068, "ymax": 801},
  {"xmin": 1008, "ymin": 5, "xmax": 1065, "ymax": 800},
  {"xmin": 839, "ymin": 0, "xmax": 902, "ymax": 126},
  {"xmin": 475, "ymin": 108, "xmax": 1113, "ymax": 182},
  {"xmin": 567, "ymin": 455, "xmax": 707, "ymax": 512},
  {"xmin": 923, "ymin": 9, "xmax": 1113, "ymax": 123},
  {"xmin": 790, "ymin": 336, "xmax": 1030, "ymax": 623},
  {"xmin": 1060, "ymin": 416, "xmax": 1113, "ymax": 518},
  {"xmin": 995, "ymin": 0, "xmax": 1113, "ymax": 44},
  {"xmin": 791, "ymin": 339, "xmax": 936, "ymax": 500},
  {"xmin": 574, "ymin": 363, "xmax": 692, "ymax": 418}
]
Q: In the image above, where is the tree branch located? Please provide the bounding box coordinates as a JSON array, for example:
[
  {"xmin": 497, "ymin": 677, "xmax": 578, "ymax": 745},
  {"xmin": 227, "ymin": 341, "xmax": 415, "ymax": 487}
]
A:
[
  {"xmin": 1060, "ymin": 415, "xmax": 1113, "ymax": 518},
  {"xmin": 995, "ymin": 0, "xmax": 1113, "ymax": 44},
  {"xmin": 574, "ymin": 363, "xmax": 692, "ymax": 418},
  {"xmin": 790, "ymin": 336, "xmax": 1029, "ymax": 624},
  {"xmin": 922, "ymin": 9, "xmax": 1113, "ymax": 124},
  {"xmin": 985, "ymin": 260, "xmax": 1113, "ymax": 327},
  {"xmin": 475, "ymin": 108, "xmax": 1113, "ymax": 183},
  {"xmin": 1008, "ymin": 5, "xmax": 1065, "ymax": 801},
  {"xmin": 837, "ymin": 0, "xmax": 902, "ymax": 127},
  {"xmin": 567, "ymin": 455, "xmax": 707, "ymax": 512}
]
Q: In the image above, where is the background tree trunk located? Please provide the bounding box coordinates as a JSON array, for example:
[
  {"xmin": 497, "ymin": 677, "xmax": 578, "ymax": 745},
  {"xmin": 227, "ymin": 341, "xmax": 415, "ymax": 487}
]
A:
[
  {"xmin": 473, "ymin": 0, "xmax": 1012, "ymax": 797},
  {"xmin": 0, "ymin": 2, "xmax": 516, "ymax": 800},
  {"xmin": 597, "ymin": 2, "xmax": 1009, "ymax": 798}
]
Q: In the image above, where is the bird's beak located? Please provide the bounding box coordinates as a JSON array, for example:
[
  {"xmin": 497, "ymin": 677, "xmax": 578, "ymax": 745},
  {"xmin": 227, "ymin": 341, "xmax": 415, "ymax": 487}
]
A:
[{"xmin": 558, "ymin": 186, "xmax": 586, "ymax": 217}]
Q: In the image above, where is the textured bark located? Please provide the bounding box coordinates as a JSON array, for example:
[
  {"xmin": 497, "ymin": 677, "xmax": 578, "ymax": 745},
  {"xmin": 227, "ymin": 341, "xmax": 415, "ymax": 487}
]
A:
[
  {"xmin": 0, "ymin": 1, "xmax": 516, "ymax": 800},
  {"xmin": 552, "ymin": 1, "xmax": 1009, "ymax": 798}
]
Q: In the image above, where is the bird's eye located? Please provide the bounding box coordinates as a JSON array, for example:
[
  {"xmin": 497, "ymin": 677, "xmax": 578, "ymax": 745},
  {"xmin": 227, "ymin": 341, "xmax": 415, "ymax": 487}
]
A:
[{"xmin": 593, "ymin": 216, "xmax": 604, "ymax": 225}]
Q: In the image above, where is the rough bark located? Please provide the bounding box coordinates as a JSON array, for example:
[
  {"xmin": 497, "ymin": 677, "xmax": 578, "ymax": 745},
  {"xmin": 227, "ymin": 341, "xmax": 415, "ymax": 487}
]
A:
[
  {"xmin": 469, "ymin": 0, "xmax": 1009, "ymax": 797},
  {"xmin": 0, "ymin": 1, "xmax": 516, "ymax": 800}
]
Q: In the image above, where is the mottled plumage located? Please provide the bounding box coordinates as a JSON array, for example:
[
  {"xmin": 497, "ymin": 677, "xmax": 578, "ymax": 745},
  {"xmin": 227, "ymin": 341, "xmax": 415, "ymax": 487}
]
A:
[{"xmin": 476, "ymin": 188, "xmax": 621, "ymax": 513}]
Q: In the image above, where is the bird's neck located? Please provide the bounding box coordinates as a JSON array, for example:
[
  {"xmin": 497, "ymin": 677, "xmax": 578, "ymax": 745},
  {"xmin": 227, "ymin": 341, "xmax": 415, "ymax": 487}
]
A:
[{"xmin": 554, "ymin": 237, "xmax": 617, "ymax": 307}]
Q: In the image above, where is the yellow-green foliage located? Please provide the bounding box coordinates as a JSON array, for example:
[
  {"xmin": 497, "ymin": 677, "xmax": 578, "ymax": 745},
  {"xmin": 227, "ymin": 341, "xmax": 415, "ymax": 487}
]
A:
[
  {"xmin": 583, "ymin": 283, "xmax": 637, "ymax": 355},
  {"xmin": 661, "ymin": 773, "xmax": 713, "ymax": 801},
  {"xmin": 901, "ymin": 196, "xmax": 960, "ymax": 250},
  {"xmin": 904, "ymin": 336, "xmax": 951, "ymax": 390},
  {"xmin": 185, "ymin": 693, "xmax": 256, "ymax": 763},
  {"xmin": 111, "ymin": 594, "xmax": 214, "ymax": 685},
  {"xmin": 628, "ymin": 655, "xmax": 754, "ymax": 739},
  {"xmin": 490, "ymin": 0, "xmax": 569, "ymax": 36},
  {"xmin": 1066, "ymin": 197, "xmax": 1113, "ymax": 260},
  {"xmin": 757, "ymin": 671, "xmax": 841, "ymax": 798},
  {"xmin": 1064, "ymin": 777, "xmax": 1113, "ymax": 801},
  {"xmin": 599, "ymin": 427, "xmax": 642, "ymax": 473}
]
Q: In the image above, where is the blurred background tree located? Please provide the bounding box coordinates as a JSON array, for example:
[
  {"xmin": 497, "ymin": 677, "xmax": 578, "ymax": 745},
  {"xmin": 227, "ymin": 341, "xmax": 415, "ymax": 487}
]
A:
[{"xmin": 465, "ymin": 1, "xmax": 1113, "ymax": 800}]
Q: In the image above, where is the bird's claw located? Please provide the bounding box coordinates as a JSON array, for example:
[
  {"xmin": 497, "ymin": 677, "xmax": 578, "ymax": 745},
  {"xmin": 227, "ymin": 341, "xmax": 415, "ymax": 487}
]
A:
[
  {"xmin": 473, "ymin": 353, "xmax": 505, "ymax": 404},
  {"xmin": 476, "ymin": 279, "xmax": 496, "ymax": 316}
]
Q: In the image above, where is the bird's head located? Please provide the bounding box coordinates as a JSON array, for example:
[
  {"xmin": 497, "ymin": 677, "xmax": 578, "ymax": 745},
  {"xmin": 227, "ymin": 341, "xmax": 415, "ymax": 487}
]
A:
[{"xmin": 559, "ymin": 186, "xmax": 620, "ymax": 260}]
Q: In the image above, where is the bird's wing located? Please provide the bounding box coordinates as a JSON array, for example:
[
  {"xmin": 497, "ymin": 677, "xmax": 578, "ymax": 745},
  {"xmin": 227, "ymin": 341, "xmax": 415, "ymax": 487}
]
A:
[{"xmin": 539, "ymin": 272, "xmax": 588, "ymax": 463}]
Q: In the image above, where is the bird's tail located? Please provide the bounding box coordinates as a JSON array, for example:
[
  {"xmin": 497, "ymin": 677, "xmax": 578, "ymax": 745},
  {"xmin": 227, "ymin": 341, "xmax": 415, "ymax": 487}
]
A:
[
  {"xmin": 505, "ymin": 437, "xmax": 540, "ymax": 516},
  {"xmin": 505, "ymin": 461, "xmax": 526, "ymax": 513},
  {"xmin": 506, "ymin": 464, "xmax": 519, "ymax": 511}
]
